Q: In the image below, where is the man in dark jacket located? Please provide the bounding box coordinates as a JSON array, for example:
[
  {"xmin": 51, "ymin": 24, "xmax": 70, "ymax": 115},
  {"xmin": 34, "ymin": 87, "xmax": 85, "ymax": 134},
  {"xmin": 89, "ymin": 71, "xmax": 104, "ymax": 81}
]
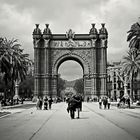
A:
[
  {"xmin": 48, "ymin": 97, "xmax": 53, "ymax": 109},
  {"xmin": 73, "ymin": 94, "xmax": 82, "ymax": 119},
  {"xmin": 67, "ymin": 95, "xmax": 77, "ymax": 119}
]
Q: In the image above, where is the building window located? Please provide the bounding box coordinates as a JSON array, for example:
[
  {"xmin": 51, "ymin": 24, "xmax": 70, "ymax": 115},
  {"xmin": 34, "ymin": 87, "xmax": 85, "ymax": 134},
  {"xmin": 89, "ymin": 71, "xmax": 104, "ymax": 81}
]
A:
[
  {"xmin": 114, "ymin": 91, "xmax": 117, "ymax": 100},
  {"xmin": 118, "ymin": 82, "xmax": 121, "ymax": 89},
  {"xmin": 114, "ymin": 84, "xmax": 116, "ymax": 89},
  {"xmin": 128, "ymin": 90, "xmax": 130, "ymax": 96},
  {"xmin": 127, "ymin": 83, "xmax": 130, "ymax": 89}
]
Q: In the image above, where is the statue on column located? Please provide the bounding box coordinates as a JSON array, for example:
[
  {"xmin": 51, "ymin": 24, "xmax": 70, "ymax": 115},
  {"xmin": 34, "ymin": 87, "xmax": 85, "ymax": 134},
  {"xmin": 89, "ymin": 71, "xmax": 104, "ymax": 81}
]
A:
[
  {"xmin": 89, "ymin": 23, "xmax": 98, "ymax": 47},
  {"xmin": 43, "ymin": 24, "xmax": 52, "ymax": 47},
  {"xmin": 99, "ymin": 23, "xmax": 108, "ymax": 38},
  {"xmin": 33, "ymin": 24, "xmax": 42, "ymax": 37},
  {"xmin": 33, "ymin": 24, "xmax": 42, "ymax": 47},
  {"xmin": 66, "ymin": 29, "xmax": 75, "ymax": 48},
  {"xmin": 99, "ymin": 23, "xmax": 108, "ymax": 47},
  {"xmin": 43, "ymin": 24, "xmax": 52, "ymax": 38},
  {"xmin": 89, "ymin": 23, "xmax": 98, "ymax": 38}
]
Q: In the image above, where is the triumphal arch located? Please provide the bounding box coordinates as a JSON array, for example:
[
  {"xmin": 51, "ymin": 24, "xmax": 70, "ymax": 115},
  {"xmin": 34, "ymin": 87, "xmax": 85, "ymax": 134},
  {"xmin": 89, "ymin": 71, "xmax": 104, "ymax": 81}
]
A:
[{"xmin": 32, "ymin": 23, "xmax": 108, "ymax": 99}]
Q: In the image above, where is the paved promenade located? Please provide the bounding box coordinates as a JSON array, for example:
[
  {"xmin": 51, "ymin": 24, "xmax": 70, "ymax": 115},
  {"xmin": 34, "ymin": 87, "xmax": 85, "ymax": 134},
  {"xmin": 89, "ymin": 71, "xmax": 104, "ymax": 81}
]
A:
[{"xmin": 0, "ymin": 102, "xmax": 140, "ymax": 140}]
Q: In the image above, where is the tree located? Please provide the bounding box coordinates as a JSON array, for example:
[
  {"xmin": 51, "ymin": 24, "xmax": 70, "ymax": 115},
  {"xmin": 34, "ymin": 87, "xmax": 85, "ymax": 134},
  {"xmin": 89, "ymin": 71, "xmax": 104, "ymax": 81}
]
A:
[
  {"xmin": 122, "ymin": 50, "xmax": 140, "ymax": 101},
  {"xmin": 73, "ymin": 78, "xmax": 84, "ymax": 95},
  {"xmin": 57, "ymin": 77, "xmax": 66, "ymax": 97},
  {"xmin": 0, "ymin": 38, "xmax": 32, "ymax": 99},
  {"xmin": 0, "ymin": 38, "xmax": 11, "ymax": 85},
  {"xmin": 19, "ymin": 73, "xmax": 34, "ymax": 99},
  {"xmin": 127, "ymin": 17, "xmax": 140, "ymax": 56}
]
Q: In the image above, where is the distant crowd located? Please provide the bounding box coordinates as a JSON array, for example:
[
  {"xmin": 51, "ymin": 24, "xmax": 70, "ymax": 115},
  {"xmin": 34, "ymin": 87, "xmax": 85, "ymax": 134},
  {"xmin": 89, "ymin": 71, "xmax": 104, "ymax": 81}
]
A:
[{"xmin": 36, "ymin": 96, "xmax": 62, "ymax": 110}]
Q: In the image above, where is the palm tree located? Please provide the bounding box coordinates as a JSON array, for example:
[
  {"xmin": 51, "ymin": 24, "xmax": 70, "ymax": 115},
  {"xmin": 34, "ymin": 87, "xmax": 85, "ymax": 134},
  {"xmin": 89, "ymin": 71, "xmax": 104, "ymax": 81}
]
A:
[
  {"xmin": 0, "ymin": 38, "xmax": 11, "ymax": 88},
  {"xmin": 122, "ymin": 50, "xmax": 140, "ymax": 101},
  {"xmin": 0, "ymin": 38, "xmax": 32, "ymax": 99},
  {"xmin": 127, "ymin": 18, "xmax": 140, "ymax": 56}
]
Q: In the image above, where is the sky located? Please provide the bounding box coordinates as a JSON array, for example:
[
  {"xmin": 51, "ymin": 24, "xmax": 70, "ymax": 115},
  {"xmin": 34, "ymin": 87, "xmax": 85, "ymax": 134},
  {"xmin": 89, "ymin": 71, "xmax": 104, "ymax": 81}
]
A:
[{"xmin": 0, "ymin": 0, "xmax": 140, "ymax": 81}]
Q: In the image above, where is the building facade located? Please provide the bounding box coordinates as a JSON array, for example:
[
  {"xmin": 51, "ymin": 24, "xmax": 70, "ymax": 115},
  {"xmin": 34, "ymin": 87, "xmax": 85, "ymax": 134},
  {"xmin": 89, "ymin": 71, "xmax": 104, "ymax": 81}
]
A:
[
  {"xmin": 33, "ymin": 23, "xmax": 108, "ymax": 99},
  {"xmin": 107, "ymin": 62, "xmax": 140, "ymax": 101}
]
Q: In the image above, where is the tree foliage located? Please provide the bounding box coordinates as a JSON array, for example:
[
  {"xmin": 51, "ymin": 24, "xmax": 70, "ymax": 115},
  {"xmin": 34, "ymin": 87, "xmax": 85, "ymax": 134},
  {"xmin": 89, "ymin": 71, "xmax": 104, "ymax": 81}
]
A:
[
  {"xmin": 73, "ymin": 78, "xmax": 84, "ymax": 95},
  {"xmin": 0, "ymin": 37, "xmax": 32, "ymax": 98},
  {"xmin": 19, "ymin": 73, "xmax": 34, "ymax": 98},
  {"xmin": 57, "ymin": 77, "xmax": 66, "ymax": 96},
  {"xmin": 127, "ymin": 22, "xmax": 140, "ymax": 56},
  {"xmin": 122, "ymin": 50, "xmax": 140, "ymax": 100}
]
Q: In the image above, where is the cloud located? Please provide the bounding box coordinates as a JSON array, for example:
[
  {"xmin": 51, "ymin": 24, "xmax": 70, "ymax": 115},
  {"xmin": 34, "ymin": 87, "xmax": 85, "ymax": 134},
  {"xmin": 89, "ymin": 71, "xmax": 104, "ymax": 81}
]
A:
[
  {"xmin": 0, "ymin": 3, "xmax": 34, "ymax": 58},
  {"xmin": 0, "ymin": 0, "xmax": 140, "ymax": 80},
  {"xmin": 58, "ymin": 60, "xmax": 83, "ymax": 81}
]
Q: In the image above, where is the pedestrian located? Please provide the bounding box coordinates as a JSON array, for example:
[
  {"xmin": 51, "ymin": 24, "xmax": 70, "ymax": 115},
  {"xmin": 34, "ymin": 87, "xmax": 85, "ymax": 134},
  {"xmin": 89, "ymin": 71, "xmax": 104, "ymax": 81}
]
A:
[
  {"xmin": 48, "ymin": 97, "xmax": 53, "ymax": 109},
  {"xmin": 107, "ymin": 97, "xmax": 111, "ymax": 109},
  {"xmin": 126, "ymin": 97, "xmax": 131, "ymax": 108},
  {"xmin": 67, "ymin": 95, "xmax": 77, "ymax": 119},
  {"xmin": 36, "ymin": 97, "xmax": 40, "ymax": 110},
  {"xmin": 87, "ymin": 97, "xmax": 89, "ymax": 102},
  {"xmin": 39, "ymin": 97, "xmax": 43, "ymax": 110},
  {"xmin": 103, "ymin": 97, "xmax": 108, "ymax": 109},
  {"xmin": 99, "ymin": 97, "xmax": 102, "ymax": 109},
  {"xmin": 73, "ymin": 94, "xmax": 82, "ymax": 119},
  {"xmin": 43, "ymin": 96, "xmax": 48, "ymax": 110},
  {"xmin": 117, "ymin": 97, "xmax": 120, "ymax": 108}
]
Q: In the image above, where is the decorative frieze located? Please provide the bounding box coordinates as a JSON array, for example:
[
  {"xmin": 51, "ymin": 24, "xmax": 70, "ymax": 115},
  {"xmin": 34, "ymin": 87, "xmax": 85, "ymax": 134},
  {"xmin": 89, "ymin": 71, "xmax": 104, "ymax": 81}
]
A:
[{"xmin": 51, "ymin": 40, "xmax": 91, "ymax": 48}]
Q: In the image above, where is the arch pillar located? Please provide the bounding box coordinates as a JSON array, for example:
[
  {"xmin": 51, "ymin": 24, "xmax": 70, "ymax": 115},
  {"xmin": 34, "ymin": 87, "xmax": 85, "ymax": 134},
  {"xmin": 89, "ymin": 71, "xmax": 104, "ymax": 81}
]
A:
[{"xmin": 44, "ymin": 39, "xmax": 51, "ymax": 97}]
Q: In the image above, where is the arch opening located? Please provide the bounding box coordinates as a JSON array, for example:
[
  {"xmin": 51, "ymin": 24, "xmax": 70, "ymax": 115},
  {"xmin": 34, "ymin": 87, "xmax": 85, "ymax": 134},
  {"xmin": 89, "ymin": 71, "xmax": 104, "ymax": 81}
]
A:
[
  {"xmin": 57, "ymin": 56, "xmax": 84, "ymax": 74},
  {"xmin": 58, "ymin": 60, "xmax": 84, "ymax": 98},
  {"xmin": 58, "ymin": 59, "xmax": 83, "ymax": 81}
]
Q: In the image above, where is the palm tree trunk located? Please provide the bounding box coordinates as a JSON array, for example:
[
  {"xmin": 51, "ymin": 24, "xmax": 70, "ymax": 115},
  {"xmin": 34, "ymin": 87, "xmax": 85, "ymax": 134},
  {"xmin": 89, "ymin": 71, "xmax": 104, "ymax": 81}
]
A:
[{"xmin": 131, "ymin": 73, "xmax": 134, "ymax": 103}]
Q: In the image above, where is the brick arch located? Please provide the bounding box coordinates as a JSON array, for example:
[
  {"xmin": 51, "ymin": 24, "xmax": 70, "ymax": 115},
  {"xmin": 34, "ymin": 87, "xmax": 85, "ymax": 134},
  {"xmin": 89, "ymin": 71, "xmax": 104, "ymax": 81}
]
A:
[
  {"xmin": 33, "ymin": 26, "xmax": 108, "ymax": 99},
  {"xmin": 53, "ymin": 52, "xmax": 90, "ymax": 75}
]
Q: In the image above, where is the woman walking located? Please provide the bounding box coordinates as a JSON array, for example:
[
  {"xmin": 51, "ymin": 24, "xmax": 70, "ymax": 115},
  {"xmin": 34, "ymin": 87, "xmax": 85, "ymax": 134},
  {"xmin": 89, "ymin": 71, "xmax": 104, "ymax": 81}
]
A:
[
  {"xmin": 48, "ymin": 97, "xmax": 53, "ymax": 109},
  {"xmin": 99, "ymin": 97, "xmax": 102, "ymax": 109}
]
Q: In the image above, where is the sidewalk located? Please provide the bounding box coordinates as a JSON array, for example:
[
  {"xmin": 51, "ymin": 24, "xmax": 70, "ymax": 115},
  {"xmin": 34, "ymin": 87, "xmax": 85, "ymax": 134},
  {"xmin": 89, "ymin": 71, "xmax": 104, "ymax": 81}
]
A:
[
  {"xmin": 0, "ymin": 101, "xmax": 36, "ymax": 118},
  {"xmin": 110, "ymin": 101, "xmax": 140, "ymax": 109},
  {"xmin": 88, "ymin": 101, "xmax": 140, "ymax": 116}
]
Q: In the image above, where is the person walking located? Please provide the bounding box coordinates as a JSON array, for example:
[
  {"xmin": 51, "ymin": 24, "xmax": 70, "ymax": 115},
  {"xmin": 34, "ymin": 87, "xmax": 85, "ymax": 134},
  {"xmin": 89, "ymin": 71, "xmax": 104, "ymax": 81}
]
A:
[
  {"xmin": 107, "ymin": 97, "xmax": 111, "ymax": 109},
  {"xmin": 48, "ymin": 97, "xmax": 53, "ymax": 109},
  {"xmin": 99, "ymin": 97, "xmax": 102, "ymax": 109},
  {"xmin": 67, "ymin": 95, "xmax": 77, "ymax": 119},
  {"xmin": 39, "ymin": 97, "xmax": 43, "ymax": 110},
  {"xmin": 87, "ymin": 97, "xmax": 89, "ymax": 102},
  {"xmin": 73, "ymin": 94, "xmax": 82, "ymax": 119},
  {"xmin": 103, "ymin": 97, "xmax": 108, "ymax": 109},
  {"xmin": 36, "ymin": 97, "xmax": 40, "ymax": 110},
  {"xmin": 126, "ymin": 97, "xmax": 131, "ymax": 108},
  {"xmin": 117, "ymin": 97, "xmax": 120, "ymax": 108},
  {"xmin": 43, "ymin": 96, "xmax": 48, "ymax": 110}
]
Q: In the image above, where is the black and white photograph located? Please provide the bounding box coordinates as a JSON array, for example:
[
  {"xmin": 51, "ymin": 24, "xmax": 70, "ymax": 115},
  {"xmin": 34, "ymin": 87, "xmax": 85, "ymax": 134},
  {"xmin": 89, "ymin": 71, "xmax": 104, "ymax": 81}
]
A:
[{"xmin": 0, "ymin": 0, "xmax": 140, "ymax": 140}]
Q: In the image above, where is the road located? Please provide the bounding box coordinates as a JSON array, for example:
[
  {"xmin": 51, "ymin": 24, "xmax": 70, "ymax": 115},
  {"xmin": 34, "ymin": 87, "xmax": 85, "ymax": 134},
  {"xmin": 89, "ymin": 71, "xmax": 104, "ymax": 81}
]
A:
[{"xmin": 0, "ymin": 102, "xmax": 140, "ymax": 140}]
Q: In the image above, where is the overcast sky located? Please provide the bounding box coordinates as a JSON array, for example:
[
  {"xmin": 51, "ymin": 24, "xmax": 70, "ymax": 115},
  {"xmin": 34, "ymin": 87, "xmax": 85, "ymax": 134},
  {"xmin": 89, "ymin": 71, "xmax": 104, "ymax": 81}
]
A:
[{"xmin": 0, "ymin": 0, "xmax": 140, "ymax": 81}]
